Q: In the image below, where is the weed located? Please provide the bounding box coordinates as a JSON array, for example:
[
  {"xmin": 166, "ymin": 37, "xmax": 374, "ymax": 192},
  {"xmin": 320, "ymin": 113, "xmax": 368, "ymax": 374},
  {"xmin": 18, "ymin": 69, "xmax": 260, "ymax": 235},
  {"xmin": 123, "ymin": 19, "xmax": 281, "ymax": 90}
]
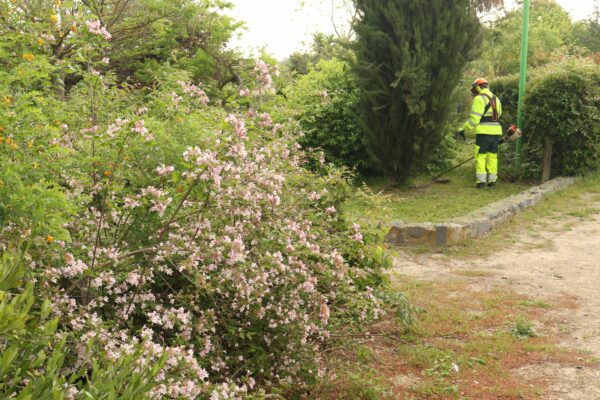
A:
[
  {"xmin": 356, "ymin": 344, "xmax": 375, "ymax": 363},
  {"xmin": 511, "ymin": 319, "xmax": 536, "ymax": 338},
  {"xmin": 343, "ymin": 369, "xmax": 395, "ymax": 400},
  {"xmin": 519, "ymin": 300, "xmax": 552, "ymax": 309}
]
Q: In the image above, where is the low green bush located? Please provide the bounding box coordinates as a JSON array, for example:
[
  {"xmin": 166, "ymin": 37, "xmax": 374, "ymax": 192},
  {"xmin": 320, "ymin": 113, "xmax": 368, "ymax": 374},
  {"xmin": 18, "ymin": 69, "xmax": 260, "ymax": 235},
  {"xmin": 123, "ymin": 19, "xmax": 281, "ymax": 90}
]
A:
[
  {"xmin": 493, "ymin": 61, "xmax": 600, "ymax": 179},
  {"xmin": 285, "ymin": 59, "xmax": 380, "ymax": 176},
  {"xmin": 526, "ymin": 64, "xmax": 600, "ymax": 176}
]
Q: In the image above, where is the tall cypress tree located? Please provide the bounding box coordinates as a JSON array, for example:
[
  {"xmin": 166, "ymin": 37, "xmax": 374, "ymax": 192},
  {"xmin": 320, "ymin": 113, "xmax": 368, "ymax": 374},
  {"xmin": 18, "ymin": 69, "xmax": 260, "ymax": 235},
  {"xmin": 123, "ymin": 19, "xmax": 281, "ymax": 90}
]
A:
[{"xmin": 352, "ymin": 0, "xmax": 480, "ymax": 184}]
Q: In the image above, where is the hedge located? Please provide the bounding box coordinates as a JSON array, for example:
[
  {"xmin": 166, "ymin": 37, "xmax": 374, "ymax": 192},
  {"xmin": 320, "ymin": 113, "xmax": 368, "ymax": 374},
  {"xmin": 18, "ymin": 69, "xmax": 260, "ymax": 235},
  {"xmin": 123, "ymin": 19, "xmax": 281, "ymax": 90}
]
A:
[{"xmin": 493, "ymin": 61, "xmax": 600, "ymax": 180}]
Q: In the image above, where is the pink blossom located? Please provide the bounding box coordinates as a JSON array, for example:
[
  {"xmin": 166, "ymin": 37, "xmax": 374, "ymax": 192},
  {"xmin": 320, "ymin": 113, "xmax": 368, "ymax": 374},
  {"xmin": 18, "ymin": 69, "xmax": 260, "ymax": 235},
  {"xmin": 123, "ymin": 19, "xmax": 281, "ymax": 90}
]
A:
[
  {"xmin": 254, "ymin": 59, "xmax": 272, "ymax": 87},
  {"xmin": 132, "ymin": 119, "xmax": 154, "ymax": 141},
  {"xmin": 266, "ymin": 193, "xmax": 280, "ymax": 207},
  {"xmin": 156, "ymin": 164, "xmax": 175, "ymax": 176},
  {"xmin": 150, "ymin": 197, "xmax": 172, "ymax": 216},
  {"xmin": 178, "ymin": 81, "xmax": 209, "ymax": 105},
  {"xmin": 106, "ymin": 118, "xmax": 128, "ymax": 137},
  {"xmin": 126, "ymin": 271, "xmax": 141, "ymax": 286},
  {"xmin": 258, "ymin": 112, "xmax": 273, "ymax": 128},
  {"xmin": 227, "ymin": 236, "xmax": 246, "ymax": 265},
  {"xmin": 170, "ymin": 91, "xmax": 183, "ymax": 106},
  {"xmin": 332, "ymin": 249, "xmax": 344, "ymax": 268},
  {"xmin": 123, "ymin": 196, "xmax": 141, "ymax": 209},
  {"xmin": 239, "ymin": 87, "xmax": 250, "ymax": 97},
  {"xmin": 224, "ymin": 114, "xmax": 247, "ymax": 137},
  {"xmin": 325, "ymin": 206, "xmax": 336, "ymax": 214},
  {"xmin": 61, "ymin": 258, "xmax": 89, "ymax": 278},
  {"xmin": 41, "ymin": 33, "xmax": 56, "ymax": 42},
  {"xmin": 351, "ymin": 223, "xmax": 363, "ymax": 243},
  {"xmin": 86, "ymin": 19, "xmax": 112, "ymax": 40},
  {"xmin": 132, "ymin": 119, "xmax": 147, "ymax": 135},
  {"xmin": 183, "ymin": 147, "xmax": 218, "ymax": 167}
]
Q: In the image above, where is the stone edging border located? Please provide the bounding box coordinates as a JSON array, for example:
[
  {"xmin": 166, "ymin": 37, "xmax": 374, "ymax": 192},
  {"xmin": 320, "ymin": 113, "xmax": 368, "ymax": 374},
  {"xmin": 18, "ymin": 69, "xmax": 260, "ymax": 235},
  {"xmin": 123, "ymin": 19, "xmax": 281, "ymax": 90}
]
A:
[{"xmin": 385, "ymin": 177, "xmax": 576, "ymax": 247}]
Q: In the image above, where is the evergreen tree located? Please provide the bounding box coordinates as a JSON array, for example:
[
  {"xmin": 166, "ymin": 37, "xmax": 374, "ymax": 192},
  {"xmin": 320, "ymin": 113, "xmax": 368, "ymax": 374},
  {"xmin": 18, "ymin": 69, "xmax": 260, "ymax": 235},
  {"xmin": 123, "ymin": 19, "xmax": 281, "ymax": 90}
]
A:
[{"xmin": 352, "ymin": 0, "xmax": 480, "ymax": 183}]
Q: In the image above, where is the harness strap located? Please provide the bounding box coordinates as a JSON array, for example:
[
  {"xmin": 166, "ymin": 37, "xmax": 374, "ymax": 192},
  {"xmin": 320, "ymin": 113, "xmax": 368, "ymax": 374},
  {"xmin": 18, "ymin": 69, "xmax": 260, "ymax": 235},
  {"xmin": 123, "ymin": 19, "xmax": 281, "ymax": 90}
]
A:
[{"xmin": 480, "ymin": 93, "xmax": 499, "ymax": 123}]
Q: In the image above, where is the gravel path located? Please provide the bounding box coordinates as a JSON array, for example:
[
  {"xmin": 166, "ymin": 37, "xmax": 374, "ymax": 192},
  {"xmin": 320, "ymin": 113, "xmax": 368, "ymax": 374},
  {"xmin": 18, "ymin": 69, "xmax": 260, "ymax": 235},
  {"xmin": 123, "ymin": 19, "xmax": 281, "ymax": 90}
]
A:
[{"xmin": 393, "ymin": 209, "xmax": 600, "ymax": 399}]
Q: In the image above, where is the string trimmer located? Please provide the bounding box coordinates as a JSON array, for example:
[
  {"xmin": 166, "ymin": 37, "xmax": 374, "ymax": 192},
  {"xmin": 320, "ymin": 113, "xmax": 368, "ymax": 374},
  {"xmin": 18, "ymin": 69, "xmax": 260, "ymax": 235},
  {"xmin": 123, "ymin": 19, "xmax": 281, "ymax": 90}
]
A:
[{"xmin": 411, "ymin": 125, "xmax": 522, "ymax": 189}]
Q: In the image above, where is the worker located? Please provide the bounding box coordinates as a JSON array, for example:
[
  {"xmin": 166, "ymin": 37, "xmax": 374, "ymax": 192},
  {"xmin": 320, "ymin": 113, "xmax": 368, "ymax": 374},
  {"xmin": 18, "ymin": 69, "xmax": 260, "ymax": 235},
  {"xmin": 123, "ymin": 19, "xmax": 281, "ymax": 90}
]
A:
[{"xmin": 458, "ymin": 78, "xmax": 503, "ymax": 189}]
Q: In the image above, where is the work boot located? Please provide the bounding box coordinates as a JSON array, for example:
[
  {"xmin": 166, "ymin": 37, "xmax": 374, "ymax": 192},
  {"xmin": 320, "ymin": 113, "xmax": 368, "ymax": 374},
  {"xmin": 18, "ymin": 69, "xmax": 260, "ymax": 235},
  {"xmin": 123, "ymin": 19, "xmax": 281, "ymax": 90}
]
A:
[
  {"xmin": 476, "ymin": 182, "xmax": 486, "ymax": 189},
  {"xmin": 488, "ymin": 181, "xmax": 496, "ymax": 188}
]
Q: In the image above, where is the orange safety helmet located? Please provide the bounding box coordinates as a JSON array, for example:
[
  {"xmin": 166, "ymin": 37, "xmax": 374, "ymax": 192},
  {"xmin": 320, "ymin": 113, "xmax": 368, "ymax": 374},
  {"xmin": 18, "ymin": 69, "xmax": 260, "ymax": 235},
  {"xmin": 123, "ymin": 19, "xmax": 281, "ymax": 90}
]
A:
[{"xmin": 471, "ymin": 78, "xmax": 489, "ymax": 95}]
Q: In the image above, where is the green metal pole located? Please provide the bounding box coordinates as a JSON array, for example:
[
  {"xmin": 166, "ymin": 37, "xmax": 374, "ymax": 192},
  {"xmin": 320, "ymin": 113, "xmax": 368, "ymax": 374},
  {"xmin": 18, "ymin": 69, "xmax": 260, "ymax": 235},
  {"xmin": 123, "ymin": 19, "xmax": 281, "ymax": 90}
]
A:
[{"xmin": 515, "ymin": 0, "xmax": 531, "ymax": 167}]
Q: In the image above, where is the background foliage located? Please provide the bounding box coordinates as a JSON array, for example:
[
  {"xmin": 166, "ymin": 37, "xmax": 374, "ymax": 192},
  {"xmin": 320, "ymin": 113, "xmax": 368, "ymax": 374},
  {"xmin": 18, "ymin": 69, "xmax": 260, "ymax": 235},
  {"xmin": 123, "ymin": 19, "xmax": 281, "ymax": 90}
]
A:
[{"xmin": 493, "ymin": 61, "xmax": 600, "ymax": 180}]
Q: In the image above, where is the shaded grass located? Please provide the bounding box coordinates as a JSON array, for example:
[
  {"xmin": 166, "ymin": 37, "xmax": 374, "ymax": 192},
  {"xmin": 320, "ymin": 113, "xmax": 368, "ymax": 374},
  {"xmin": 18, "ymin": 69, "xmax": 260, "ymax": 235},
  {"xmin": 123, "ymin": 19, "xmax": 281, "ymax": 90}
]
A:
[{"xmin": 342, "ymin": 146, "xmax": 532, "ymax": 226}]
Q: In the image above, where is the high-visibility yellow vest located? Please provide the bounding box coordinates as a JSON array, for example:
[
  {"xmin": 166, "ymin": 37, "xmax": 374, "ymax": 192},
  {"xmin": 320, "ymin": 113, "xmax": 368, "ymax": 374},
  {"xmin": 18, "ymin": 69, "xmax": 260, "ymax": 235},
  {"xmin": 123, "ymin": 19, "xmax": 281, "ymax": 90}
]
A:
[{"xmin": 462, "ymin": 88, "xmax": 503, "ymax": 136}]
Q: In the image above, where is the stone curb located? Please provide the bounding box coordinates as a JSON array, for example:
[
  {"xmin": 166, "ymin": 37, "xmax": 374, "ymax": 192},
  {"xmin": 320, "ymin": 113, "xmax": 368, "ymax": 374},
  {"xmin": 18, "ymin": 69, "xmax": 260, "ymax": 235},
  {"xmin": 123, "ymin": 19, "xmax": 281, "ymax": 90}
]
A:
[{"xmin": 385, "ymin": 177, "xmax": 576, "ymax": 247}]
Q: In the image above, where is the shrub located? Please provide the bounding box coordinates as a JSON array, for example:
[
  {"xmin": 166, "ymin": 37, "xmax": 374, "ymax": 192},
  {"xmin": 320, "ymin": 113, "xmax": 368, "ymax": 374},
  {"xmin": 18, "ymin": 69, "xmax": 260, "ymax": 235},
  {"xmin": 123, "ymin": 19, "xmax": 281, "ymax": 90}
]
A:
[
  {"xmin": 494, "ymin": 62, "xmax": 600, "ymax": 179},
  {"xmin": 5, "ymin": 63, "xmax": 393, "ymax": 397},
  {"xmin": 525, "ymin": 64, "xmax": 600, "ymax": 177},
  {"xmin": 285, "ymin": 59, "xmax": 380, "ymax": 176},
  {"xmin": 0, "ymin": 4, "xmax": 408, "ymax": 397},
  {"xmin": 0, "ymin": 251, "xmax": 163, "ymax": 399}
]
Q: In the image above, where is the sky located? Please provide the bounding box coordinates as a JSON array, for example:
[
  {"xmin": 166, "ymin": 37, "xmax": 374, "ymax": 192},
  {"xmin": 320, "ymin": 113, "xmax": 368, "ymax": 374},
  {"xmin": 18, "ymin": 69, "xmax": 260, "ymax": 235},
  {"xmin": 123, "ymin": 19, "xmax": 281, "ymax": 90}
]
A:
[{"xmin": 226, "ymin": 0, "xmax": 598, "ymax": 60}]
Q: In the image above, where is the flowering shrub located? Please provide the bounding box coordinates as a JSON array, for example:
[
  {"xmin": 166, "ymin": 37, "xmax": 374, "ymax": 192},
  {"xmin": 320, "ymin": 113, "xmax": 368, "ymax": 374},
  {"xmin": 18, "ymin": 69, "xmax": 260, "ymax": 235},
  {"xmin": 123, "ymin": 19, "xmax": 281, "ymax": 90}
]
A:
[
  {"xmin": 0, "ymin": 64, "xmax": 389, "ymax": 399},
  {"xmin": 0, "ymin": 3, "xmax": 400, "ymax": 398},
  {"xmin": 0, "ymin": 252, "xmax": 164, "ymax": 399}
]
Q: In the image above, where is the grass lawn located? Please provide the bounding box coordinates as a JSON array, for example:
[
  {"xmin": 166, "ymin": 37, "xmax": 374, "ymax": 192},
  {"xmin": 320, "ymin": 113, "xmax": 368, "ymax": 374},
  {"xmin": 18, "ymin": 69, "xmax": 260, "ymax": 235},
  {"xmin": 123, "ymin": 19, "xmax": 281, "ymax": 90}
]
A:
[{"xmin": 342, "ymin": 150, "xmax": 534, "ymax": 226}]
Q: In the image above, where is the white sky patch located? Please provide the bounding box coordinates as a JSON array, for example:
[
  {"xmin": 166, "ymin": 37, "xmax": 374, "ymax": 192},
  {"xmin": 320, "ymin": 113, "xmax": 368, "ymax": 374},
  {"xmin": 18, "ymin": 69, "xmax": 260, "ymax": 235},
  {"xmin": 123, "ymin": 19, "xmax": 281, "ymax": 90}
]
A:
[
  {"xmin": 226, "ymin": 0, "xmax": 598, "ymax": 60},
  {"xmin": 506, "ymin": 0, "xmax": 596, "ymax": 20},
  {"xmin": 225, "ymin": 0, "xmax": 350, "ymax": 60}
]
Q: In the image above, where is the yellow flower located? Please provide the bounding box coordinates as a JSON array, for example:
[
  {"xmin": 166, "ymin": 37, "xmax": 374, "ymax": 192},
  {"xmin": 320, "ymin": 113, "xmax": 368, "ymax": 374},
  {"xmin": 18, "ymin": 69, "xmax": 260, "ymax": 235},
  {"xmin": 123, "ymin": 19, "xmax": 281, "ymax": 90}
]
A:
[
  {"xmin": 5, "ymin": 137, "xmax": 11, "ymax": 145},
  {"xmin": 103, "ymin": 170, "xmax": 112, "ymax": 177},
  {"xmin": 22, "ymin": 53, "xmax": 35, "ymax": 61},
  {"xmin": 47, "ymin": 236, "xmax": 55, "ymax": 243},
  {"xmin": 123, "ymin": 155, "xmax": 130, "ymax": 161},
  {"xmin": 70, "ymin": 24, "xmax": 77, "ymax": 32},
  {"xmin": 50, "ymin": 14, "xmax": 58, "ymax": 23},
  {"xmin": 11, "ymin": 143, "xmax": 18, "ymax": 150},
  {"xmin": 38, "ymin": 38, "xmax": 44, "ymax": 46},
  {"xmin": 27, "ymin": 140, "xmax": 33, "ymax": 148},
  {"xmin": 2, "ymin": 96, "xmax": 12, "ymax": 105}
]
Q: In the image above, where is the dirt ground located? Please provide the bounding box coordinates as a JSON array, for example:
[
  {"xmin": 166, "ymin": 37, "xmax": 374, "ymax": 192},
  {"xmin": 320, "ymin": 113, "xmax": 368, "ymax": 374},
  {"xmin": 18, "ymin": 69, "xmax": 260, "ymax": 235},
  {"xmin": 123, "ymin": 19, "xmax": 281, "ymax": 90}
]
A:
[{"xmin": 393, "ymin": 209, "xmax": 600, "ymax": 399}]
